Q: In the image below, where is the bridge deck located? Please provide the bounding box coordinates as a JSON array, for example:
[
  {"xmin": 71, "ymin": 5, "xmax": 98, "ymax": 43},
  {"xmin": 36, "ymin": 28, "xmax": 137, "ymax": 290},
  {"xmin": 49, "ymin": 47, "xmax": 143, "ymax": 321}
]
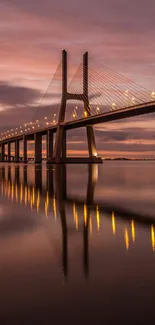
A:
[{"xmin": 0, "ymin": 100, "xmax": 155, "ymax": 145}]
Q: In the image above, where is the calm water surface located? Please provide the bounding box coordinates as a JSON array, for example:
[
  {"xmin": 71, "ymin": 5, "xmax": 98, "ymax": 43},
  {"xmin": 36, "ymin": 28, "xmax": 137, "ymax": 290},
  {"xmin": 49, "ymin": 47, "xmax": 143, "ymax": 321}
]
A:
[{"xmin": 0, "ymin": 161, "xmax": 155, "ymax": 324}]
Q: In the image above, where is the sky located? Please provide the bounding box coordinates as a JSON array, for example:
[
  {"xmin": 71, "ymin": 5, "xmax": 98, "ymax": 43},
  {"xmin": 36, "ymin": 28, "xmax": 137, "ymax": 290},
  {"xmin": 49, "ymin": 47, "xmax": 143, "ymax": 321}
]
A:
[{"xmin": 0, "ymin": 0, "xmax": 155, "ymax": 158}]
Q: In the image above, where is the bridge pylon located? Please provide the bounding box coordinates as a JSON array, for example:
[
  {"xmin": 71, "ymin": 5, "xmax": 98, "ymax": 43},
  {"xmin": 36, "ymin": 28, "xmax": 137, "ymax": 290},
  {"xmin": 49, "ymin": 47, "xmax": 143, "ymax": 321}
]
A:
[{"xmin": 48, "ymin": 50, "xmax": 102, "ymax": 164}]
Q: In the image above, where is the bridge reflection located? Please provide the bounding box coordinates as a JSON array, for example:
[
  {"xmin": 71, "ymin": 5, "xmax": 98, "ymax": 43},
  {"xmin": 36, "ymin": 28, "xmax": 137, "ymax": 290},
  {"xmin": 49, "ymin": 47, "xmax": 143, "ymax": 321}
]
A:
[{"xmin": 0, "ymin": 164, "xmax": 155, "ymax": 279}]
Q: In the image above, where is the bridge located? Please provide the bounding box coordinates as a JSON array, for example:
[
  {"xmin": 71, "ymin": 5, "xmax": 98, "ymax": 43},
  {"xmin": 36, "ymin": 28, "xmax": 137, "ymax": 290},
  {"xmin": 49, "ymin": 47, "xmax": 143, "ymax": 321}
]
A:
[{"xmin": 0, "ymin": 50, "xmax": 154, "ymax": 163}]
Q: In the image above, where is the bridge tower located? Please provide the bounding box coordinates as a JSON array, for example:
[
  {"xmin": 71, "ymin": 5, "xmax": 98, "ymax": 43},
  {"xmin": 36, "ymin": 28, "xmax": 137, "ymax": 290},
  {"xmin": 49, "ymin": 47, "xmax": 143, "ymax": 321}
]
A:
[{"xmin": 49, "ymin": 50, "xmax": 102, "ymax": 163}]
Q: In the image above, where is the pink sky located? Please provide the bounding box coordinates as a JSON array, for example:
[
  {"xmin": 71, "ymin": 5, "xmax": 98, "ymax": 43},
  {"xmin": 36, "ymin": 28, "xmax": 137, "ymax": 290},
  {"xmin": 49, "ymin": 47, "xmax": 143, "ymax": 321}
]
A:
[{"xmin": 0, "ymin": 0, "xmax": 155, "ymax": 157}]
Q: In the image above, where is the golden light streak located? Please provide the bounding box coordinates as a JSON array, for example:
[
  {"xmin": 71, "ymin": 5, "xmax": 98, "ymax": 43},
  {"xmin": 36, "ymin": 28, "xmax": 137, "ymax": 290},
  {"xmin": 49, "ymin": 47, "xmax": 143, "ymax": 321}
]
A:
[
  {"xmin": 32, "ymin": 187, "xmax": 35, "ymax": 205},
  {"xmin": 15, "ymin": 184, "xmax": 18, "ymax": 202},
  {"xmin": 131, "ymin": 220, "xmax": 135, "ymax": 242},
  {"xmin": 24, "ymin": 186, "xmax": 27, "ymax": 205},
  {"xmin": 89, "ymin": 217, "xmax": 92, "ymax": 235},
  {"xmin": 96, "ymin": 206, "xmax": 100, "ymax": 232},
  {"xmin": 125, "ymin": 228, "xmax": 129, "ymax": 250},
  {"xmin": 20, "ymin": 184, "xmax": 23, "ymax": 203},
  {"xmin": 53, "ymin": 195, "xmax": 57, "ymax": 220},
  {"xmin": 75, "ymin": 212, "xmax": 79, "ymax": 230},
  {"xmin": 84, "ymin": 204, "xmax": 88, "ymax": 226},
  {"xmin": 73, "ymin": 203, "xmax": 79, "ymax": 231},
  {"xmin": 36, "ymin": 189, "xmax": 40, "ymax": 213},
  {"xmin": 28, "ymin": 187, "xmax": 31, "ymax": 203},
  {"xmin": 151, "ymin": 225, "xmax": 155, "ymax": 251},
  {"xmin": 45, "ymin": 191, "xmax": 49, "ymax": 219},
  {"xmin": 11, "ymin": 183, "xmax": 14, "ymax": 202},
  {"xmin": 73, "ymin": 202, "xmax": 76, "ymax": 222},
  {"xmin": 45, "ymin": 202, "xmax": 48, "ymax": 218},
  {"xmin": 30, "ymin": 195, "xmax": 33, "ymax": 210},
  {"xmin": 112, "ymin": 211, "xmax": 116, "ymax": 235}
]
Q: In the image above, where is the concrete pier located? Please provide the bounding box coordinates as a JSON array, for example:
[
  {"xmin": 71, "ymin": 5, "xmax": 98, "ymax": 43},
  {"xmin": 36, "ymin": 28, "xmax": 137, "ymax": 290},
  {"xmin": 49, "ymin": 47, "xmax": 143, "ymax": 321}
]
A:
[
  {"xmin": 8, "ymin": 142, "xmax": 11, "ymax": 162},
  {"xmin": 15, "ymin": 140, "xmax": 19, "ymax": 163},
  {"xmin": 34, "ymin": 133, "xmax": 42, "ymax": 164},
  {"xmin": 46, "ymin": 130, "xmax": 53, "ymax": 162},
  {"xmin": 23, "ymin": 135, "xmax": 27, "ymax": 163}
]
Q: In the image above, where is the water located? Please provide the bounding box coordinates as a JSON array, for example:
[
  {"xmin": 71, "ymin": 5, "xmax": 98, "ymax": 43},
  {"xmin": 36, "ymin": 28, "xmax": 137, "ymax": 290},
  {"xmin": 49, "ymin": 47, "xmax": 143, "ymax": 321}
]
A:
[{"xmin": 0, "ymin": 161, "xmax": 155, "ymax": 324}]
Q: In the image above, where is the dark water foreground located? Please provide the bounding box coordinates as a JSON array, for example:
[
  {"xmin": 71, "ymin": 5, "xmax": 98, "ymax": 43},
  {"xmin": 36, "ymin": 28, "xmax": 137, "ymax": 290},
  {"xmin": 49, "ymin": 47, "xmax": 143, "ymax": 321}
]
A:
[{"xmin": 0, "ymin": 161, "xmax": 155, "ymax": 324}]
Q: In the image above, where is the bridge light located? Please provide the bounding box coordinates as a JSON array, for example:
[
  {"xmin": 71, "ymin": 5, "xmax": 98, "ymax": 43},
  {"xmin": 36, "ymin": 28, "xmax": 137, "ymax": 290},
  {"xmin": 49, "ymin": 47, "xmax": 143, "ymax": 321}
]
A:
[
  {"xmin": 112, "ymin": 103, "xmax": 116, "ymax": 110},
  {"xmin": 132, "ymin": 97, "xmax": 135, "ymax": 104},
  {"xmin": 46, "ymin": 122, "xmax": 49, "ymax": 125},
  {"xmin": 84, "ymin": 111, "xmax": 88, "ymax": 117},
  {"xmin": 24, "ymin": 124, "xmax": 27, "ymax": 127},
  {"xmin": 53, "ymin": 120, "xmax": 56, "ymax": 123},
  {"xmin": 44, "ymin": 117, "xmax": 47, "ymax": 120},
  {"xmin": 75, "ymin": 106, "xmax": 78, "ymax": 109},
  {"xmin": 151, "ymin": 91, "xmax": 155, "ymax": 98},
  {"xmin": 32, "ymin": 126, "xmax": 35, "ymax": 129},
  {"xmin": 36, "ymin": 120, "xmax": 39, "ymax": 123}
]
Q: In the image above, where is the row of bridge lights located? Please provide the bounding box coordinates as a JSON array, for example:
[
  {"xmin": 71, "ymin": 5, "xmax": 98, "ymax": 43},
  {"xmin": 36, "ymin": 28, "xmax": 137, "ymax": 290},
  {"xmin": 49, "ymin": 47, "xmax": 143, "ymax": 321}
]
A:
[
  {"xmin": 0, "ymin": 114, "xmax": 57, "ymax": 141},
  {"xmin": 72, "ymin": 106, "xmax": 100, "ymax": 119},
  {"xmin": 0, "ymin": 104, "xmax": 98, "ymax": 141},
  {"xmin": 1, "ymin": 88, "xmax": 155, "ymax": 140}
]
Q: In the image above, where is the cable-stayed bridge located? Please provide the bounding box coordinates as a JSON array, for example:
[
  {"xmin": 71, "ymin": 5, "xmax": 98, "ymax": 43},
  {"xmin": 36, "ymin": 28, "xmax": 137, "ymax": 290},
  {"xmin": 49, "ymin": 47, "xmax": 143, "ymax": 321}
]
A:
[{"xmin": 0, "ymin": 50, "xmax": 155, "ymax": 163}]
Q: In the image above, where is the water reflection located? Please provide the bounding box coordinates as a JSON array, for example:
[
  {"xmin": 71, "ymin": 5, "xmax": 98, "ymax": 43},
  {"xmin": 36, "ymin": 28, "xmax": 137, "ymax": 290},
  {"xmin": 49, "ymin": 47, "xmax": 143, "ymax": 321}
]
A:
[{"xmin": 0, "ymin": 163, "xmax": 155, "ymax": 281}]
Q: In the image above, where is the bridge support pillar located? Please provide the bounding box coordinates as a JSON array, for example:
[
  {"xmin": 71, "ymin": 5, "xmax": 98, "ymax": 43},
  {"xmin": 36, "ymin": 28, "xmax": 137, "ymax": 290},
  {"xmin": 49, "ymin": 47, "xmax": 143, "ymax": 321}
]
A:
[
  {"xmin": 0, "ymin": 143, "xmax": 5, "ymax": 162},
  {"xmin": 46, "ymin": 130, "xmax": 53, "ymax": 163},
  {"xmin": 15, "ymin": 140, "xmax": 19, "ymax": 163},
  {"xmin": 34, "ymin": 133, "xmax": 42, "ymax": 164},
  {"xmin": 8, "ymin": 142, "xmax": 11, "ymax": 162},
  {"xmin": 62, "ymin": 129, "xmax": 67, "ymax": 159},
  {"xmin": 23, "ymin": 135, "xmax": 28, "ymax": 163},
  {"xmin": 86, "ymin": 125, "xmax": 98, "ymax": 159},
  {"xmin": 50, "ymin": 50, "xmax": 102, "ymax": 164}
]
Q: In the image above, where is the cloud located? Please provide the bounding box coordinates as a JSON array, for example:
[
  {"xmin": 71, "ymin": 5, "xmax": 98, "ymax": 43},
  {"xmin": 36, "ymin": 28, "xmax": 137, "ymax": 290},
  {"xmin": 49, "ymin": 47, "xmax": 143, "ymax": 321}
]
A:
[{"xmin": 0, "ymin": 82, "xmax": 42, "ymax": 108}]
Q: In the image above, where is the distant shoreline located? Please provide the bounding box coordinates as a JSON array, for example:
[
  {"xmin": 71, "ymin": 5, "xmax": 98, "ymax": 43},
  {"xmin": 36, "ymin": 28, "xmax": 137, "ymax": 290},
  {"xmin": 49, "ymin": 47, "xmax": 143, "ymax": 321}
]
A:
[{"xmin": 103, "ymin": 158, "xmax": 155, "ymax": 161}]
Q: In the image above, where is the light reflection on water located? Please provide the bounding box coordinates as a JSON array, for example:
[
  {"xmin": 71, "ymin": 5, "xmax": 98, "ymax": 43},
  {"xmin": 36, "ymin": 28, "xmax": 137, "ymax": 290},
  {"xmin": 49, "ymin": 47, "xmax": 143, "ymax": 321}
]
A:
[{"xmin": 0, "ymin": 161, "xmax": 155, "ymax": 323}]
